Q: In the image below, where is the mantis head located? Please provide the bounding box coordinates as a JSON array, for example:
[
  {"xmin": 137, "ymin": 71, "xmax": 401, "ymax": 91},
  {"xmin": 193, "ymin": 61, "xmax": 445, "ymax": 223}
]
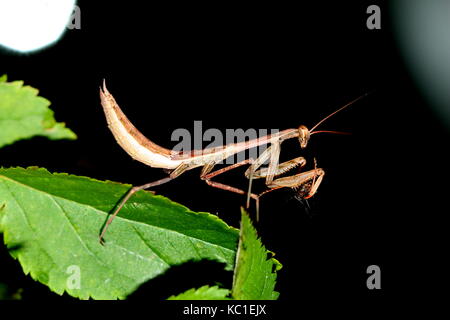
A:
[
  {"xmin": 298, "ymin": 125, "xmax": 311, "ymax": 149},
  {"xmin": 297, "ymin": 92, "xmax": 370, "ymax": 149}
]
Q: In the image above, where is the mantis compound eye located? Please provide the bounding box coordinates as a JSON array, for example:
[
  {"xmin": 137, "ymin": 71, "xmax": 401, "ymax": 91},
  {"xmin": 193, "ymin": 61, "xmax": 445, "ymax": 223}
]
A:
[{"xmin": 298, "ymin": 125, "xmax": 310, "ymax": 149}]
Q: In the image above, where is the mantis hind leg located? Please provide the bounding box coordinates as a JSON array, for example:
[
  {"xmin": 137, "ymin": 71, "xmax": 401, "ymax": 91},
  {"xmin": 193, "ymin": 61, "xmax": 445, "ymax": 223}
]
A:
[
  {"xmin": 99, "ymin": 162, "xmax": 192, "ymax": 244},
  {"xmin": 200, "ymin": 159, "xmax": 259, "ymax": 216}
]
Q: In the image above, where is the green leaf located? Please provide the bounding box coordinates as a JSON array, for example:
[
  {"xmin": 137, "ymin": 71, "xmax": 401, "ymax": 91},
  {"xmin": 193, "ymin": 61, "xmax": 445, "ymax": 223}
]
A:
[
  {"xmin": 0, "ymin": 77, "xmax": 76, "ymax": 148},
  {"xmin": 0, "ymin": 167, "xmax": 239, "ymax": 300},
  {"xmin": 0, "ymin": 75, "xmax": 7, "ymax": 83},
  {"xmin": 231, "ymin": 208, "xmax": 281, "ymax": 300},
  {"xmin": 0, "ymin": 283, "xmax": 7, "ymax": 299},
  {"xmin": 168, "ymin": 285, "xmax": 231, "ymax": 300}
]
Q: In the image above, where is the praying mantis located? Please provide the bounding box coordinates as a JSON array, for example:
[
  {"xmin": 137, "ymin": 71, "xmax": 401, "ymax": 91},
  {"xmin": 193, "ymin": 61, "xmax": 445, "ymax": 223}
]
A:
[{"xmin": 98, "ymin": 81, "xmax": 367, "ymax": 243}]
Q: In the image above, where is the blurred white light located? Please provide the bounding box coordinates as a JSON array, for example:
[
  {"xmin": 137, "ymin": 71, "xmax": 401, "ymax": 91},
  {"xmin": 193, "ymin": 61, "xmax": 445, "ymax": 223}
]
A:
[
  {"xmin": 0, "ymin": 0, "xmax": 76, "ymax": 53},
  {"xmin": 392, "ymin": 1, "xmax": 450, "ymax": 129}
]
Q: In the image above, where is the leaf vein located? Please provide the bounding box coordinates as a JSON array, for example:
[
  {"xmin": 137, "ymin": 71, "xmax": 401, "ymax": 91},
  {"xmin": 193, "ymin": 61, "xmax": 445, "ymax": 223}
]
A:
[
  {"xmin": 131, "ymin": 226, "xmax": 171, "ymax": 267},
  {"xmin": 49, "ymin": 196, "xmax": 137, "ymax": 284}
]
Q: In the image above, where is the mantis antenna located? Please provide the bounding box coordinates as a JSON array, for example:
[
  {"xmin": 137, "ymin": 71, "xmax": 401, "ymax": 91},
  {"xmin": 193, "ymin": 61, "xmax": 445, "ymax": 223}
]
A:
[{"xmin": 309, "ymin": 92, "xmax": 371, "ymax": 135}]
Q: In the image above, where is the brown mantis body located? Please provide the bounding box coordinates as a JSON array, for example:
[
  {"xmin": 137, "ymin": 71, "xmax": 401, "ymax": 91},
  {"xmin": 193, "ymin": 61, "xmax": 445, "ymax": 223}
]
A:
[{"xmin": 98, "ymin": 81, "xmax": 365, "ymax": 243}]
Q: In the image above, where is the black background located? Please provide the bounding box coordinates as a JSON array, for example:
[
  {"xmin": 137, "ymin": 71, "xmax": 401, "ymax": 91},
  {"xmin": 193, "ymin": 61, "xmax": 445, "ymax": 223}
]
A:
[{"xmin": 0, "ymin": 0, "xmax": 447, "ymax": 309}]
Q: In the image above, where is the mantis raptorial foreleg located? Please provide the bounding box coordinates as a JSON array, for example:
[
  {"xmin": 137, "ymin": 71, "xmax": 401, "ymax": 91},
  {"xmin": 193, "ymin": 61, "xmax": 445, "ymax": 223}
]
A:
[
  {"xmin": 248, "ymin": 156, "xmax": 307, "ymax": 180},
  {"xmin": 244, "ymin": 156, "xmax": 308, "ymax": 220},
  {"xmin": 257, "ymin": 159, "xmax": 325, "ymax": 202},
  {"xmin": 244, "ymin": 142, "xmax": 282, "ymax": 208},
  {"xmin": 244, "ymin": 141, "xmax": 281, "ymax": 183}
]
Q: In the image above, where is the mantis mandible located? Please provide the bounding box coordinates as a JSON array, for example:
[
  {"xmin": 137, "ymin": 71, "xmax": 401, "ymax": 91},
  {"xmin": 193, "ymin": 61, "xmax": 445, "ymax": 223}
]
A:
[{"xmin": 98, "ymin": 81, "xmax": 366, "ymax": 243}]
